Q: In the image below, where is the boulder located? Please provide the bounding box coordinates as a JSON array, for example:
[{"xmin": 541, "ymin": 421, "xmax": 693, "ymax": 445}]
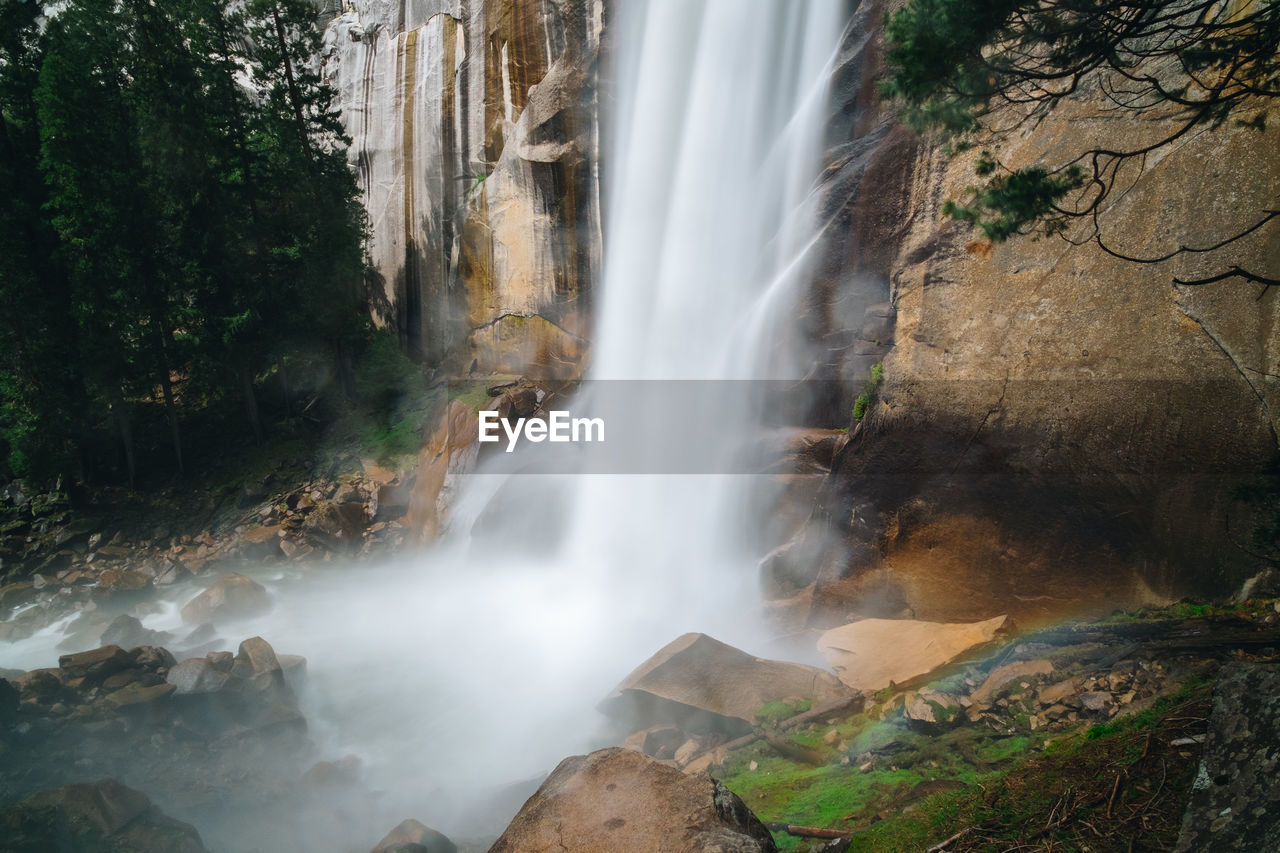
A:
[
  {"xmin": 374, "ymin": 482, "xmax": 414, "ymax": 522},
  {"xmin": 0, "ymin": 677, "xmax": 18, "ymax": 722},
  {"xmin": 166, "ymin": 658, "xmax": 232, "ymax": 695},
  {"xmin": 165, "ymin": 637, "xmax": 303, "ymax": 736},
  {"xmin": 1037, "ymin": 678, "xmax": 1079, "ymax": 707},
  {"xmin": 301, "ymin": 501, "xmax": 365, "ymax": 553},
  {"xmin": 489, "ymin": 748, "xmax": 776, "ymax": 853},
  {"xmin": 970, "ymin": 660, "xmax": 1055, "ymax": 703},
  {"xmin": 100, "ymin": 614, "xmax": 172, "ymax": 649},
  {"xmin": 241, "ymin": 525, "xmax": 283, "ymax": 560},
  {"xmin": 1176, "ymin": 663, "xmax": 1280, "ymax": 851},
  {"xmin": 601, "ymin": 633, "xmax": 850, "ymax": 736},
  {"xmin": 622, "ymin": 725, "xmax": 686, "ymax": 760},
  {"xmin": 180, "ymin": 572, "xmax": 270, "ymax": 625},
  {"xmin": 12, "ymin": 668, "xmax": 68, "ymax": 704},
  {"xmin": 1079, "ymin": 692, "xmax": 1114, "ymax": 713},
  {"xmin": 0, "ymin": 779, "xmax": 208, "ymax": 852},
  {"xmin": 277, "ymin": 653, "xmax": 308, "ymax": 689},
  {"xmin": 103, "ymin": 682, "xmax": 176, "ymax": 709},
  {"xmin": 818, "ymin": 615, "xmax": 1007, "ymax": 691},
  {"xmin": 903, "ymin": 690, "xmax": 963, "ymax": 731},
  {"xmin": 371, "ymin": 818, "xmax": 457, "ymax": 853},
  {"xmin": 95, "ymin": 567, "xmax": 151, "ymax": 593},
  {"xmin": 58, "ymin": 645, "xmax": 134, "ymax": 686}
]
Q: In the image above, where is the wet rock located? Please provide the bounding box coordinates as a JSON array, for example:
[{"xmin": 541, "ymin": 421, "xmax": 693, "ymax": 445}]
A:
[
  {"xmin": 12, "ymin": 668, "xmax": 67, "ymax": 704},
  {"xmin": 601, "ymin": 632, "xmax": 849, "ymax": 737},
  {"xmin": 1037, "ymin": 678, "xmax": 1078, "ymax": 707},
  {"xmin": 1235, "ymin": 568, "xmax": 1280, "ymax": 602},
  {"xmin": 166, "ymin": 658, "xmax": 233, "ymax": 695},
  {"xmin": 371, "ymin": 818, "xmax": 457, "ymax": 853},
  {"xmin": 1176, "ymin": 663, "xmax": 1280, "ymax": 851},
  {"xmin": 241, "ymin": 525, "xmax": 283, "ymax": 560},
  {"xmin": 622, "ymin": 725, "xmax": 686, "ymax": 760},
  {"xmin": 1079, "ymin": 692, "xmax": 1115, "ymax": 713},
  {"xmin": 970, "ymin": 660, "xmax": 1054, "ymax": 703},
  {"xmin": 100, "ymin": 614, "xmax": 172, "ymax": 649},
  {"xmin": 0, "ymin": 778, "xmax": 208, "ymax": 852},
  {"xmin": 818, "ymin": 615, "xmax": 1007, "ymax": 691},
  {"xmin": 166, "ymin": 637, "xmax": 303, "ymax": 736},
  {"xmin": 301, "ymin": 501, "xmax": 365, "ymax": 553},
  {"xmin": 59, "ymin": 645, "xmax": 134, "ymax": 686},
  {"xmin": 133, "ymin": 645, "xmax": 176, "ymax": 671},
  {"xmin": 490, "ymin": 747, "xmax": 776, "ymax": 853},
  {"xmin": 233, "ymin": 636, "xmax": 288, "ymax": 695},
  {"xmin": 180, "ymin": 572, "xmax": 271, "ymax": 624},
  {"xmin": 103, "ymin": 682, "xmax": 176, "ymax": 709},
  {"xmin": 0, "ymin": 580, "xmax": 38, "ymax": 609},
  {"xmin": 903, "ymin": 690, "xmax": 963, "ymax": 731},
  {"xmin": 0, "ymin": 677, "xmax": 18, "ymax": 722},
  {"xmin": 277, "ymin": 653, "xmax": 308, "ymax": 689},
  {"xmin": 374, "ymin": 482, "xmax": 414, "ymax": 522},
  {"xmin": 95, "ymin": 567, "xmax": 152, "ymax": 594},
  {"xmin": 302, "ymin": 756, "xmax": 361, "ymax": 790}
]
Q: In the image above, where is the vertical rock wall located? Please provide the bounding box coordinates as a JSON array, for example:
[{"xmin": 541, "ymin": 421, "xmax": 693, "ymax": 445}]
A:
[
  {"xmin": 323, "ymin": 0, "xmax": 600, "ymax": 376},
  {"xmin": 789, "ymin": 0, "xmax": 1280, "ymax": 626}
]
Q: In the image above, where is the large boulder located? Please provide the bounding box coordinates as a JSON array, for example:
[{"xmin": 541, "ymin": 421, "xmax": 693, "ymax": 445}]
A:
[
  {"xmin": 180, "ymin": 573, "xmax": 271, "ymax": 625},
  {"xmin": 818, "ymin": 615, "xmax": 1007, "ymax": 691},
  {"xmin": 100, "ymin": 614, "xmax": 172, "ymax": 649},
  {"xmin": 600, "ymin": 633, "xmax": 850, "ymax": 736},
  {"xmin": 165, "ymin": 637, "xmax": 304, "ymax": 736},
  {"xmin": 370, "ymin": 818, "xmax": 456, "ymax": 853},
  {"xmin": 0, "ymin": 778, "xmax": 208, "ymax": 852},
  {"xmin": 58, "ymin": 644, "xmax": 134, "ymax": 686},
  {"xmin": 1176, "ymin": 663, "xmax": 1280, "ymax": 851},
  {"xmin": 489, "ymin": 748, "xmax": 776, "ymax": 853}
]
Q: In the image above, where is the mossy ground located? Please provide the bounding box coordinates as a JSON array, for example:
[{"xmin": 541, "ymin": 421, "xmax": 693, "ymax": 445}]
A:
[{"xmin": 716, "ymin": 643, "xmax": 1220, "ymax": 853}]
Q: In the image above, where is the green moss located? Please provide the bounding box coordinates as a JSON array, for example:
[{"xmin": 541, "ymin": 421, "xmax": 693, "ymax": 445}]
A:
[{"xmin": 756, "ymin": 701, "xmax": 800, "ymax": 724}]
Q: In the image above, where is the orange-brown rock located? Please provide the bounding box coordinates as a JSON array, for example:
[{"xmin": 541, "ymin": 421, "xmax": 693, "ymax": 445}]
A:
[
  {"xmin": 489, "ymin": 748, "xmax": 776, "ymax": 853},
  {"xmin": 406, "ymin": 400, "xmax": 480, "ymax": 544}
]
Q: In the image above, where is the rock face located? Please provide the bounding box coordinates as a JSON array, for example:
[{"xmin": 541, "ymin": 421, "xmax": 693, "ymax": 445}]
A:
[
  {"xmin": 322, "ymin": 0, "xmax": 600, "ymax": 375},
  {"xmin": 489, "ymin": 747, "xmax": 777, "ymax": 853},
  {"xmin": 1176, "ymin": 663, "xmax": 1280, "ymax": 851},
  {"xmin": 0, "ymin": 779, "xmax": 209, "ymax": 853},
  {"xmin": 406, "ymin": 398, "xmax": 481, "ymax": 543},
  {"xmin": 601, "ymin": 632, "xmax": 851, "ymax": 736},
  {"xmin": 785, "ymin": 0, "xmax": 1280, "ymax": 626},
  {"xmin": 817, "ymin": 615, "xmax": 1007, "ymax": 692}
]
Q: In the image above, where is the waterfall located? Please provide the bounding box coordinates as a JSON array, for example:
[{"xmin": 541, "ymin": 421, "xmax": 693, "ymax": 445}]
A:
[{"xmin": 0, "ymin": 2, "xmax": 847, "ymax": 848}]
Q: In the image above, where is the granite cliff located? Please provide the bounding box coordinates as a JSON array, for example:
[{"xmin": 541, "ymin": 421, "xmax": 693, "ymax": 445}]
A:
[{"xmin": 322, "ymin": 0, "xmax": 602, "ymax": 376}]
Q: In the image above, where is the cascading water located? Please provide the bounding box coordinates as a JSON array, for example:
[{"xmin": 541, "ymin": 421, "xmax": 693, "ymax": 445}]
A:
[{"xmin": 0, "ymin": 2, "xmax": 846, "ymax": 849}]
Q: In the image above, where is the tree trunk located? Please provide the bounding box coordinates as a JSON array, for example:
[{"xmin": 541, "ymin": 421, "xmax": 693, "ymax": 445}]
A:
[
  {"xmin": 241, "ymin": 362, "xmax": 264, "ymax": 445},
  {"xmin": 159, "ymin": 367, "xmax": 185, "ymax": 477},
  {"xmin": 279, "ymin": 357, "xmax": 293, "ymax": 416},
  {"xmin": 114, "ymin": 398, "xmax": 136, "ymax": 489},
  {"xmin": 270, "ymin": 5, "xmax": 313, "ymax": 163}
]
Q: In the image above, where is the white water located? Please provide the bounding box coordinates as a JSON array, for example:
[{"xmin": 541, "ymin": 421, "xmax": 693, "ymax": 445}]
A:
[{"xmin": 1, "ymin": 1, "xmax": 845, "ymax": 847}]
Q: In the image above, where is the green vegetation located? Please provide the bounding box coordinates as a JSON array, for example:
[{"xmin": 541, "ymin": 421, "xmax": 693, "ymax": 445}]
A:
[
  {"xmin": 0, "ymin": 0, "xmax": 375, "ymax": 488},
  {"xmin": 755, "ymin": 699, "xmax": 813, "ymax": 725},
  {"xmin": 879, "ymin": 0, "xmax": 1279, "ymax": 287},
  {"xmin": 852, "ymin": 362, "xmax": 884, "ymax": 422},
  {"xmin": 720, "ymin": 676, "xmax": 1210, "ymax": 852}
]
